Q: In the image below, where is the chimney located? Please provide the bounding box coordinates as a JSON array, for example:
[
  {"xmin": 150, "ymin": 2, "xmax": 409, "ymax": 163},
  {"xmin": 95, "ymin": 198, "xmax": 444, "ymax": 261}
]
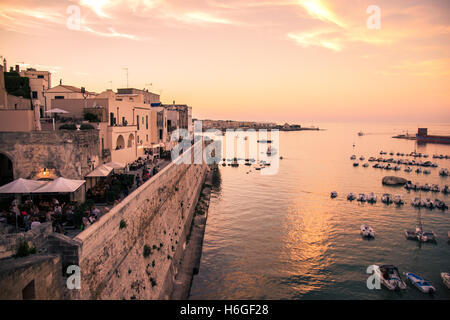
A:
[
  {"xmin": 15, "ymin": 64, "xmax": 19, "ymax": 73},
  {"xmin": 3, "ymin": 58, "xmax": 6, "ymax": 72},
  {"xmin": 60, "ymin": 79, "xmax": 62, "ymax": 85}
]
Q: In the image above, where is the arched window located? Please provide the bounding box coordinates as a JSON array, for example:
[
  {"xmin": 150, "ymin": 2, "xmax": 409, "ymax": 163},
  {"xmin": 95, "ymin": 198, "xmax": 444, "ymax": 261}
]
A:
[
  {"xmin": 127, "ymin": 134, "xmax": 134, "ymax": 148},
  {"xmin": 116, "ymin": 135, "xmax": 125, "ymax": 150}
]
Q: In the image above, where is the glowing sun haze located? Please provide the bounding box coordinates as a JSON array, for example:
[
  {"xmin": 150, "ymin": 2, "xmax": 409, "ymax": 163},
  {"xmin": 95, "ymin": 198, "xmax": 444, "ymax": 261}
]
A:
[{"xmin": 1, "ymin": 0, "xmax": 449, "ymax": 123}]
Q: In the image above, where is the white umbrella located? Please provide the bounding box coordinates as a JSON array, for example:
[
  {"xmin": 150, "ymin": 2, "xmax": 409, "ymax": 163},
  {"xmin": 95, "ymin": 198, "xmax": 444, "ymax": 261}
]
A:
[
  {"xmin": 104, "ymin": 161, "xmax": 126, "ymax": 170},
  {"xmin": 86, "ymin": 164, "xmax": 114, "ymax": 177},
  {"xmin": 45, "ymin": 108, "xmax": 69, "ymax": 114},
  {"xmin": 0, "ymin": 178, "xmax": 48, "ymax": 194},
  {"xmin": 33, "ymin": 177, "xmax": 85, "ymax": 193}
]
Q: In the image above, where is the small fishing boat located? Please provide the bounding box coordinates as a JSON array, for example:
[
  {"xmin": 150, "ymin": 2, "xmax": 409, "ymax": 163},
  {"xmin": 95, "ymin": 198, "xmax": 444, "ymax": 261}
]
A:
[
  {"xmin": 350, "ymin": 155, "xmax": 356, "ymax": 160},
  {"xmin": 373, "ymin": 265, "xmax": 407, "ymax": 291},
  {"xmin": 363, "ymin": 163, "xmax": 369, "ymax": 168},
  {"xmin": 330, "ymin": 191, "xmax": 338, "ymax": 198},
  {"xmin": 431, "ymin": 184, "xmax": 440, "ymax": 192},
  {"xmin": 357, "ymin": 193, "xmax": 367, "ymax": 202},
  {"xmin": 404, "ymin": 166, "xmax": 413, "ymax": 173},
  {"xmin": 442, "ymin": 185, "xmax": 449, "ymax": 195},
  {"xmin": 441, "ymin": 273, "xmax": 450, "ymax": 289},
  {"xmin": 405, "ymin": 227, "xmax": 436, "ymax": 243},
  {"xmin": 347, "ymin": 192, "xmax": 356, "ymax": 201},
  {"xmin": 415, "ymin": 168, "xmax": 422, "ymax": 174},
  {"xmin": 359, "ymin": 156, "xmax": 365, "ymax": 161},
  {"xmin": 439, "ymin": 168, "xmax": 449, "ymax": 176},
  {"xmin": 381, "ymin": 193, "xmax": 393, "ymax": 204},
  {"xmin": 361, "ymin": 224, "xmax": 375, "ymax": 238},
  {"xmin": 368, "ymin": 157, "xmax": 376, "ymax": 162},
  {"xmin": 353, "ymin": 162, "xmax": 359, "ymax": 167},
  {"xmin": 405, "ymin": 273, "xmax": 436, "ymax": 294},
  {"xmin": 421, "ymin": 184, "xmax": 431, "ymax": 192},
  {"xmin": 423, "ymin": 169, "xmax": 431, "ymax": 175},
  {"xmin": 434, "ymin": 199, "xmax": 448, "ymax": 210},
  {"xmin": 394, "ymin": 165, "xmax": 401, "ymax": 171},
  {"xmin": 393, "ymin": 194, "xmax": 404, "ymax": 205},
  {"xmin": 367, "ymin": 193, "xmax": 377, "ymax": 203},
  {"xmin": 411, "ymin": 197, "xmax": 421, "ymax": 207}
]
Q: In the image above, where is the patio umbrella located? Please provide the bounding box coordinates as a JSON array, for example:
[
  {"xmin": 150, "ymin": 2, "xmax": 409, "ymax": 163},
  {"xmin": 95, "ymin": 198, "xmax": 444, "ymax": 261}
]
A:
[
  {"xmin": 104, "ymin": 161, "xmax": 126, "ymax": 170},
  {"xmin": 0, "ymin": 178, "xmax": 48, "ymax": 194},
  {"xmin": 86, "ymin": 164, "xmax": 114, "ymax": 177},
  {"xmin": 33, "ymin": 177, "xmax": 85, "ymax": 194},
  {"xmin": 45, "ymin": 108, "xmax": 69, "ymax": 130},
  {"xmin": 45, "ymin": 108, "xmax": 69, "ymax": 114}
]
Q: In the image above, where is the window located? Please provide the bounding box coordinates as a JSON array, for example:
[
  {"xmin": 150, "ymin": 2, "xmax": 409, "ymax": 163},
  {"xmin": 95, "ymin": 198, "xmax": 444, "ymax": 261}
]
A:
[
  {"xmin": 146, "ymin": 135, "xmax": 148, "ymax": 142},
  {"xmin": 136, "ymin": 115, "xmax": 139, "ymax": 130},
  {"xmin": 37, "ymin": 75, "xmax": 44, "ymax": 79},
  {"xmin": 55, "ymin": 96, "xmax": 64, "ymax": 99},
  {"xmin": 129, "ymin": 97, "xmax": 134, "ymax": 101},
  {"xmin": 32, "ymin": 91, "xmax": 38, "ymax": 99},
  {"xmin": 146, "ymin": 115, "xmax": 148, "ymax": 129}
]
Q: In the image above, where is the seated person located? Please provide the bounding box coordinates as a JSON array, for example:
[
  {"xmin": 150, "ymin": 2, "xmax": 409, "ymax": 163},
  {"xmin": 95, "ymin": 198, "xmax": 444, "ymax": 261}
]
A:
[{"xmin": 30, "ymin": 218, "xmax": 41, "ymax": 229}]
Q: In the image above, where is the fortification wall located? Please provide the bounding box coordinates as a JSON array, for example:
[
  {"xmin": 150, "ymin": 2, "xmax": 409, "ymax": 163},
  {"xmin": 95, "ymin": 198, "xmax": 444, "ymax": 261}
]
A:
[{"xmin": 67, "ymin": 143, "xmax": 208, "ymax": 299}]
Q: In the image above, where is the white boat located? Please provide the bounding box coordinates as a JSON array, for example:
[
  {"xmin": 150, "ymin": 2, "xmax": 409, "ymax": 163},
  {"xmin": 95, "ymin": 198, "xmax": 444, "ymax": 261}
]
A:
[
  {"xmin": 441, "ymin": 273, "xmax": 450, "ymax": 289},
  {"xmin": 362, "ymin": 163, "xmax": 369, "ymax": 168},
  {"xmin": 394, "ymin": 165, "xmax": 401, "ymax": 171},
  {"xmin": 421, "ymin": 184, "xmax": 431, "ymax": 192},
  {"xmin": 359, "ymin": 156, "xmax": 365, "ymax": 161},
  {"xmin": 357, "ymin": 193, "xmax": 367, "ymax": 202},
  {"xmin": 373, "ymin": 265, "xmax": 407, "ymax": 291},
  {"xmin": 405, "ymin": 227, "xmax": 436, "ymax": 243},
  {"xmin": 330, "ymin": 191, "xmax": 338, "ymax": 198},
  {"xmin": 361, "ymin": 224, "xmax": 375, "ymax": 238},
  {"xmin": 411, "ymin": 197, "xmax": 421, "ymax": 207},
  {"xmin": 367, "ymin": 193, "xmax": 377, "ymax": 203},
  {"xmin": 405, "ymin": 273, "xmax": 436, "ymax": 294},
  {"xmin": 431, "ymin": 184, "xmax": 440, "ymax": 192},
  {"xmin": 350, "ymin": 155, "xmax": 356, "ymax": 160},
  {"xmin": 393, "ymin": 194, "xmax": 404, "ymax": 205},
  {"xmin": 347, "ymin": 192, "xmax": 356, "ymax": 201},
  {"xmin": 381, "ymin": 193, "xmax": 393, "ymax": 204},
  {"xmin": 404, "ymin": 166, "xmax": 412, "ymax": 172},
  {"xmin": 443, "ymin": 185, "xmax": 449, "ymax": 194}
]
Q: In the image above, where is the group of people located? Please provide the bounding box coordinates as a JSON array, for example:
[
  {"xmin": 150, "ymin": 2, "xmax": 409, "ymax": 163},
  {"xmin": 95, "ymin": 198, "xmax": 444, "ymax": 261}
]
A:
[
  {"xmin": 0, "ymin": 197, "xmax": 75, "ymax": 233},
  {"xmin": 80, "ymin": 205, "xmax": 101, "ymax": 230}
]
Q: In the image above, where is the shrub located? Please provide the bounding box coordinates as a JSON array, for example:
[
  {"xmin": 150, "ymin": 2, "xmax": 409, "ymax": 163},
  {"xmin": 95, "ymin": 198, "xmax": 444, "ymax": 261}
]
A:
[
  {"xmin": 16, "ymin": 240, "xmax": 36, "ymax": 258},
  {"xmin": 143, "ymin": 245, "xmax": 151, "ymax": 258},
  {"xmin": 84, "ymin": 112, "xmax": 100, "ymax": 122},
  {"xmin": 59, "ymin": 124, "xmax": 77, "ymax": 130},
  {"xmin": 80, "ymin": 123, "xmax": 95, "ymax": 130}
]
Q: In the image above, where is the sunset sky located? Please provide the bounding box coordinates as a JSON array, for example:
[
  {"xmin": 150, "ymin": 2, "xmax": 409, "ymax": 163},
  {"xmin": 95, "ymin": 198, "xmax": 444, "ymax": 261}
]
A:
[{"xmin": 0, "ymin": 0, "xmax": 449, "ymax": 123}]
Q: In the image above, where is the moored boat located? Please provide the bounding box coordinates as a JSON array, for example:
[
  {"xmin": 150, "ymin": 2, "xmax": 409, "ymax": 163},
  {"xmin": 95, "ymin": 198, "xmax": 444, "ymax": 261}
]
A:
[
  {"xmin": 441, "ymin": 273, "xmax": 450, "ymax": 289},
  {"xmin": 373, "ymin": 265, "xmax": 407, "ymax": 290},
  {"xmin": 405, "ymin": 273, "xmax": 436, "ymax": 294},
  {"xmin": 361, "ymin": 224, "xmax": 375, "ymax": 238},
  {"xmin": 347, "ymin": 192, "xmax": 356, "ymax": 201},
  {"xmin": 330, "ymin": 191, "xmax": 338, "ymax": 198}
]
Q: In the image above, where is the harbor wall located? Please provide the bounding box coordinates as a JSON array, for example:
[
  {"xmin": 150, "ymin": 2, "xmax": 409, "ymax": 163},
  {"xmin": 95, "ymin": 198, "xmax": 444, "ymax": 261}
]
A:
[{"xmin": 66, "ymin": 142, "xmax": 208, "ymax": 299}]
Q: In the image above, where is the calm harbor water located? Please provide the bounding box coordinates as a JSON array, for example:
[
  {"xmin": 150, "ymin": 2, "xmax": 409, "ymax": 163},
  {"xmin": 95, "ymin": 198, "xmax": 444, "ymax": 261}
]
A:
[{"xmin": 190, "ymin": 122, "xmax": 450, "ymax": 300}]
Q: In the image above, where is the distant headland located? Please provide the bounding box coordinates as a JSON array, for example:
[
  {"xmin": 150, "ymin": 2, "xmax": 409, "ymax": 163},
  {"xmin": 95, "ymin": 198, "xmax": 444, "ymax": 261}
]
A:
[{"xmin": 196, "ymin": 119, "xmax": 321, "ymax": 132}]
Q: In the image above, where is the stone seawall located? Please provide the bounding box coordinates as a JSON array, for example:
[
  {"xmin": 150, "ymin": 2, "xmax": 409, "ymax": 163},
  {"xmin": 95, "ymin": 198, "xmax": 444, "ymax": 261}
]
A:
[
  {"xmin": 0, "ymin": 130, "xmax": 101, "ymax": 180},
  {"xmin": 65, "ymin": 143, "xmax": 208, "ymax": 299}
]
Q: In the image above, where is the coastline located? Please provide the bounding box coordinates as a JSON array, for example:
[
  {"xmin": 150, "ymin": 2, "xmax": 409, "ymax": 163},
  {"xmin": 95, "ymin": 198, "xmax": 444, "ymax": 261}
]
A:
[{"xmin": 170, "ymin": 165, "xmax": 216, "ymax": 299}]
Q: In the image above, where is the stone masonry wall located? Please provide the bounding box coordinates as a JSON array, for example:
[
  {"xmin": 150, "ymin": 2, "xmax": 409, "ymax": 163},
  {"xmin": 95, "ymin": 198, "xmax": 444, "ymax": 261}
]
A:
[
  {"xmin": 0, "ymin": 254, "xmax": 63, "ymax": 300},
  {"xmin": 0, "ymin": 130, "xmax": 100, "ymax": 180},
  {"xmin": 65, "ymin": 143, "xmax": 208, "ymax": 299}
]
